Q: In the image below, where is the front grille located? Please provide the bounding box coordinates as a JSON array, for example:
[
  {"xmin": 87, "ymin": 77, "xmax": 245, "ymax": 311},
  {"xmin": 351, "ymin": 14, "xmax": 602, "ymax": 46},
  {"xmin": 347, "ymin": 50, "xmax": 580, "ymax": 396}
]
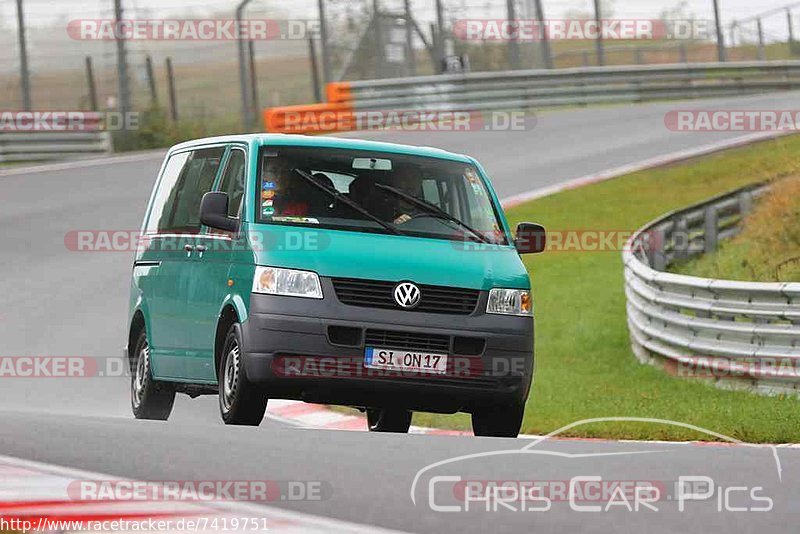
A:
[
  {"xmin": 331, "ymin": 278, "xmax": 480, "ymax": 315},
  {"xmin": 365, "ymin": 329, "xmax": 450, "ymax": 353}
]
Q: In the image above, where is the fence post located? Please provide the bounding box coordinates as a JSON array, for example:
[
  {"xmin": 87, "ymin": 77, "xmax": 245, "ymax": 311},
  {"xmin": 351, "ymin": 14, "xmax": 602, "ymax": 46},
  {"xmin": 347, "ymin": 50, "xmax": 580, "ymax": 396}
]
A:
[
  {"xmin": 789, "ymin": 9, "xmax": 795, "ymax": 44},
  {"xmin": 713, "ymin": 0, "xmax": 727, "ymax": 62},
  {"xmin": 757, "ymin": 18, "xmax": 766, "ymax": 61},
  {"xmin": 533, "ymin": 0, "xmax": 552, "ymax": 69},
  {"xmin": 435, "ymin": 0, "xmax": 445, "ymax": 71},
  {"xmin": 85, "ymin": 56, "xmax": 98, "ymax": 112},
  {"xmin": 236, "ymin": 0, "xmax": 254, "ymax": 129},
  {"xmin": 317, "ymin": 0, "xmax": 332, "ymax": 84},
  {"xmin": 373, "ymin": 0, "xmax": 385, "ymax": 77},
  {"xmin": 307, "ymin": 33, "xmax": 322, "ymax": 103},
  {"xmin": 248, "ymin": 40, "xmax": 259, "ymax": 127},
  {"xmin": 113, "ymin": 0, "xmax": 132, "ymax": 116},
  {"xmin": 15, "ymin": 0, "xmax": 32, "ymax": 110},
  {"xmin": 506, "ymin": 0, "xmax": 520, "ymax": 69},
  {"xmin": 144, "ymin": 55, "xmax": 158, "ymax": 107},
  {"xmin": 593, "ymin": 0, "xmax": 605, "ymax": 66},
  {"xmin": 404, "ymin": 0, "xmax": 416, "ymax": 76},
  {"xmin": 703, "ymin": 206, "xmax": 719, "ymax": 254},
  {"xmin": 165, "ymin": 57, "xmax": 178, "ymax": 122},
  {"xmin": 679, "ymin": 43, "xmax": 688, "ymax": 63}
]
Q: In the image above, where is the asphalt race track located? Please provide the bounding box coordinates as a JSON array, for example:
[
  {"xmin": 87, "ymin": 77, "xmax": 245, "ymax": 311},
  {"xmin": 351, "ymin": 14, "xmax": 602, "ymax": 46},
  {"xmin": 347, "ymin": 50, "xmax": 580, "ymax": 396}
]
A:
[{"xmin": 1, "ymin": 93, "xmax": 799, "ymax": 532}]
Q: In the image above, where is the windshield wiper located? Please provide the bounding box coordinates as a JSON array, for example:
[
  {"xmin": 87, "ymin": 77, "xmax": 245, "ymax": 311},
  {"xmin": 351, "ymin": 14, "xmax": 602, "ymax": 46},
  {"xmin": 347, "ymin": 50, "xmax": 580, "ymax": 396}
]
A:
[
  {"xmin": 375, "ymin": 183, "xmax": 494, "ymax": 244},
  {"xmin": 292, "ymin": 169, "xmax": 405, "ymax": 236}
]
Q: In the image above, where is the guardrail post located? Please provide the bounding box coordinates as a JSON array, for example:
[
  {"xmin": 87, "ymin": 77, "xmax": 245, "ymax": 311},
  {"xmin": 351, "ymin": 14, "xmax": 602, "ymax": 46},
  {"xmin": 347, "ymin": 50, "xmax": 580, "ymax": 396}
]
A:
[
  {"xmin": 649, "ymin": 227, "xmax": 668, "ymax": 271},
  {"xmin": 704, "ymin": 206, "xmax": 719, "ymax": 254},
  {"xmin": 673, "ymin": 217, "xmax": 689, "ymax": 262},
  {"xmin": 679, "ymin": 44, "xmax": 688, "ymax": 63},
  {"xmin": 738, "ymin": 191, "xmax": 753, "ymax": 215}
]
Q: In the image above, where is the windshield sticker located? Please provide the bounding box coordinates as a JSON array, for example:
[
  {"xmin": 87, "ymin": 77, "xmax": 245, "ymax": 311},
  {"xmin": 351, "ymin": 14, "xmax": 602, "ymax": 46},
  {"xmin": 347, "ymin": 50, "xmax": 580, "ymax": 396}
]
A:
[
  {"xmin": 261, "ymin": 206, "xmax": 275, "ymax": 217},
  {"xmin": 262, "ymin": 181, "xmax": 276, "ymax": 190},
  {"xmin": 272, "ymin": 216, "xmax": 320, "ymax": 224},
  {"xmin": 262, "ymin": 189, "xmax": 275, "ymax": 201}
]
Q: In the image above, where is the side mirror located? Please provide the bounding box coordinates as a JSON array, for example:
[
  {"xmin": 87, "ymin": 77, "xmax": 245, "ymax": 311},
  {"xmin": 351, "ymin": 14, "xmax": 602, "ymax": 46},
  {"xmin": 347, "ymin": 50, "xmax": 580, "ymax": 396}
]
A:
[
  {"xmin": 514, "ymin": 222, "xmax": 546, "ymax": 254},
  {"xmin": 200, "ymin": 192, "xmax": 239, "ymax": 233}
]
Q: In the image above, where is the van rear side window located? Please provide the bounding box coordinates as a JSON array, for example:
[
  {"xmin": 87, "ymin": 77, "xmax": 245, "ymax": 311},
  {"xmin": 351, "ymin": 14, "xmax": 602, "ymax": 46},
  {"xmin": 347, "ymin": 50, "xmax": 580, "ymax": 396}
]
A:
[{"xmin": 146, "ymin": 147, "xmax": 225, "ymax": 234}]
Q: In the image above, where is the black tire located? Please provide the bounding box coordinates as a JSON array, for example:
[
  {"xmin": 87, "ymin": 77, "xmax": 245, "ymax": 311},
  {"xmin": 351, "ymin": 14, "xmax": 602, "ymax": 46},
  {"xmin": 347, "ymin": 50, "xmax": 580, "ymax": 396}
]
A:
[
  {"xmin": 218, "ymin": 323, "xmax": 268, "ymax": 426},
  {"xmin": 130, "ymin": 330, "xmax": 175, "ymax": 421},
  {"xmin": 367, "ymin": 408, "xmax": 412, "ymax": 433},
  {"xmin": 471, "ymin": 403, "xmax": 525, "ymax": 438}
]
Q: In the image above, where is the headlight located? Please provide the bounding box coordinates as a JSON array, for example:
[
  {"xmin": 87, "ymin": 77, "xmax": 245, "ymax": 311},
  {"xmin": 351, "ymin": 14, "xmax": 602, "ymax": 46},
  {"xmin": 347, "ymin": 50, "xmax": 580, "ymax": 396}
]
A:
[
  {"xmin": 252, "ymin": 266, "xmax": 323, "ymax": 299},
  {"xmin": 487, "ymin": 288, "xmax": 532, "ymax": 316}
]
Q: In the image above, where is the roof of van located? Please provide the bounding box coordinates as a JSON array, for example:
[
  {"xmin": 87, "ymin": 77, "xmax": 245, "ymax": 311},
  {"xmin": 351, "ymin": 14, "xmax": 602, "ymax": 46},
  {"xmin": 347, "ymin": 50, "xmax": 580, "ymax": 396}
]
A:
[{"xmin": 168, "ymin": 133, "xmax": 472, "ymax": 162}]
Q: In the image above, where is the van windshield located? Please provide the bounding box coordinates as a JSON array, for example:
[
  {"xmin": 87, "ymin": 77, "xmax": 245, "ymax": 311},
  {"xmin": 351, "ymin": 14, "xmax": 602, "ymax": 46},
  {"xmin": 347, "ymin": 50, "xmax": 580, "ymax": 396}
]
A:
[{"xmin": 256, "ymin": 146, "xmax": 508, "ymax": 245}]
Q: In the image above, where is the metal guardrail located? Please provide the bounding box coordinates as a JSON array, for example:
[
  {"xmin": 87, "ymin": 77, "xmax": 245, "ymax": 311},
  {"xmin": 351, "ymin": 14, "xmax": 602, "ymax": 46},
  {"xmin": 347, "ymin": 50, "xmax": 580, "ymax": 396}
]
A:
[
  {"xmin": 623, "ymin": 183, "xmax": 800, "ymax": 394},
  {"xmin": 343, "ymin": 60, "xmax": 800, "ymax": 112},
  {"xmin": 0, "ymin": 132, "xmax": 113, "ymax": 163}
]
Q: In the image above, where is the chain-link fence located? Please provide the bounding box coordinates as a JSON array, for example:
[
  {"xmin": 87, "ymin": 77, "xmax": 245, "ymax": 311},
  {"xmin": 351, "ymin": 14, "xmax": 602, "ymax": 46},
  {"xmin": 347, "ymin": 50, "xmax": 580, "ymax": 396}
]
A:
[{"xmin": 4, "ymin": 0, "xmax": 800, "ymax": 134}]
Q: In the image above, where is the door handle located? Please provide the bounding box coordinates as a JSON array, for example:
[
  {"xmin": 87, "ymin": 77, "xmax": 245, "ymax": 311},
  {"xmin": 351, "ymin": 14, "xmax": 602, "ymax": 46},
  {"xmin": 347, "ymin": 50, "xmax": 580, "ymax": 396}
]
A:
[
  {"xmin": 184, "ymin": 243, "xmax": 194, "ymax": 257},
  {"xmin": 195, "ymin": 244, "xmax": 207, "ymax": 258}
]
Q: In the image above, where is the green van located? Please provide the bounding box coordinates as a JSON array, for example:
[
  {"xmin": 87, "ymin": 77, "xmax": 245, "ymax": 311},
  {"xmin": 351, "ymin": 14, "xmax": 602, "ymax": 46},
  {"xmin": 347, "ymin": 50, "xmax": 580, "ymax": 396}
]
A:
[{"xmin": 126, "ymin": 134, "xmax": 544, "ymax": 437}]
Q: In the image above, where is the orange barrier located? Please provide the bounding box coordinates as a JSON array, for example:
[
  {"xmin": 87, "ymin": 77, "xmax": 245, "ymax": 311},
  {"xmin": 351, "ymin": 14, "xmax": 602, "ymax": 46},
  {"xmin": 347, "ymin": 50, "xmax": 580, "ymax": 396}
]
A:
[{"xmin": 262, "ymin": 83, "xmax": 354, "ymax": 134}]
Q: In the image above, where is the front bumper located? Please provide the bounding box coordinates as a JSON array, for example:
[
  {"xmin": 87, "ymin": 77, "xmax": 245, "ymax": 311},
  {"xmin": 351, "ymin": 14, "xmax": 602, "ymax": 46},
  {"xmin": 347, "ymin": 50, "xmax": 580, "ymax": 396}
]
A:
[{"xmin": 241, "ymin": 279, "xmax": 534, "ymax": 414}]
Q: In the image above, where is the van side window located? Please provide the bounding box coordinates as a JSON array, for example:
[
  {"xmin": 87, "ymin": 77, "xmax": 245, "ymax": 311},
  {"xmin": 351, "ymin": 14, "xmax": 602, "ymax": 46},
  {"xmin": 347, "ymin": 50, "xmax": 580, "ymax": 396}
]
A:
[
  {"xmin": 148, "ymin": 147, "xmax": 225, "ymax": 234},
  {"xmin": 145, "ymin": 151, "xmax": 190, "ymax": 234},
  {"xmin": 218, "ymin": 149, "xmax": 246, "ymax": 218}
]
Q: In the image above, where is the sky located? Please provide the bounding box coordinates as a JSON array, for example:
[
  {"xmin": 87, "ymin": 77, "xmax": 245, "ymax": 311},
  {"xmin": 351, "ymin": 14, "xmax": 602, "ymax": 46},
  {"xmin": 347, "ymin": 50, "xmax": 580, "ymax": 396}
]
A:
[
  {"xmin": 2, "ymin": 0, "xmax": 798, "ymax": 55},
  {"xmin": 3, "ymin": 0, "xmax": 799, "ymax": 26}
]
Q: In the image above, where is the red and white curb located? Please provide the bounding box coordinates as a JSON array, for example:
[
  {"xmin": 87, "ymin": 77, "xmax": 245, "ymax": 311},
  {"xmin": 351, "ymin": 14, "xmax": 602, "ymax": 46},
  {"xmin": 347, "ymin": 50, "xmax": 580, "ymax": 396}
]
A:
[
  {"xmin": 265, "ymin": 400, "xmax": 465, "ymax": 436},
  {"xmin": 0, "ymin": 454, "xmax": 403, "ymax": 533}
]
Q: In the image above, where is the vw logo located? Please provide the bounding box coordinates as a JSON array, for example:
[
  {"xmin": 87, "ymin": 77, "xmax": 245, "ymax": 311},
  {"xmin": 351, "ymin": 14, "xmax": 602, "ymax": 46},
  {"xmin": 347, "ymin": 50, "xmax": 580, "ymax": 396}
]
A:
[{"xmin": 393, "ymin": 282, "xmax": 421, "ymax": 309}]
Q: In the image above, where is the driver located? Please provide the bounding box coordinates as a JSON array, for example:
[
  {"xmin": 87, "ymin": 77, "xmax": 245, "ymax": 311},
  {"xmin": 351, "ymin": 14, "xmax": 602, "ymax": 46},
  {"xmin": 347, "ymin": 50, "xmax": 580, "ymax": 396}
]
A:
[{"xmin": 388, "ymin": 163, "xmax": 423, "ymax": 225}]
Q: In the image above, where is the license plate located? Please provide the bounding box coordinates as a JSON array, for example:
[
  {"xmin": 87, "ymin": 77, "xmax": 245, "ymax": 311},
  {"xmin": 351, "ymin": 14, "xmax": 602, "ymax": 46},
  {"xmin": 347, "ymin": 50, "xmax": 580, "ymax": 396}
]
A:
[{"xmin": 364, "ymin": 347, "xmax": 448, "ymax": 375}]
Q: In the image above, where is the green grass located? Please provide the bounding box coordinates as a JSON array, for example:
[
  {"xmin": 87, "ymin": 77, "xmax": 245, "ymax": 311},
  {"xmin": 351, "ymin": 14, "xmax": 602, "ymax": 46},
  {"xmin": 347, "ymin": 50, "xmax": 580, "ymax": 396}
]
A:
[
  {"xmin": 672, "ymin": 175, "xmax": 800, "ymax": 282},
  {"xmin": 413, "ymin": 133, "xmax": 800, "ymax": 442}
]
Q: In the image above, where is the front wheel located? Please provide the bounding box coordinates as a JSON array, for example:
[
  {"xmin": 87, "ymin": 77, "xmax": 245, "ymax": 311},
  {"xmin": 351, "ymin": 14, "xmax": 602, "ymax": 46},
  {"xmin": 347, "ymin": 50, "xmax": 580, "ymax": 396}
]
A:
[
  {"xmin": 367, "ymin": 408, "xmax": 412, "ymax": 433},
  {"xmin": 471, "ymin": 403, "xmax": 525, "ymax": 438},
  {"xmin": 219, "ymin": 324, "xmax": 268, "ymax": 426},
  {"xmin": 130, "ymin": 330, "xmax": 175, "ymax": 420}
]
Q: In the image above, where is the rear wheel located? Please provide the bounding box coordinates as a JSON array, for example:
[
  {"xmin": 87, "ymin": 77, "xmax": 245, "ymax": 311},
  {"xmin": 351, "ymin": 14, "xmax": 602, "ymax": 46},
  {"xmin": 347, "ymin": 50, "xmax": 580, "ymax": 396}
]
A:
[
  {"xmin": 367, "ymin": 408, "xmax": 412, "ymax": 433},
  {"xmin": 219, "ymin": 324, "xmax": 268, "ymax": 426},
  {"xmin": 471, "ymin": 403, "xmax": 525, "ymax": 438},
  {"xmin": 130, "ymin": 330, "xmax": 175, "ymax": 420}
]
